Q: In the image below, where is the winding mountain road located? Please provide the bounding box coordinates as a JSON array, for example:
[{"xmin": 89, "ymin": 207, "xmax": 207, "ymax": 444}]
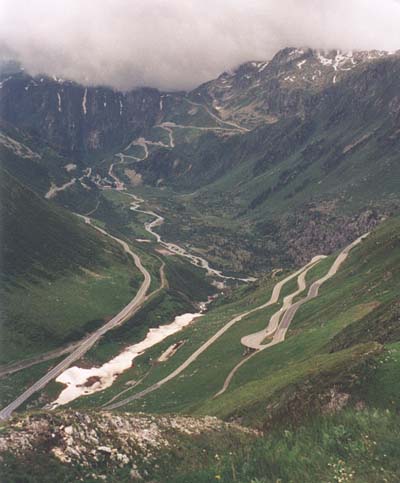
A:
[
  {"xmin": 0, "ymin": 151, "xmax": 252, "ymax": 417},
  {"xmin": 240, "ymin": 256, "xmax": 324, "ymax": 350},
  {"xmin": 105, "ymin": 160, "xmax": 256, "ymax": 283},
  {"xmin": 0, "ymin": 216, "xmax": 152, "ymax": 421},
  {"xmin": 156, "ymin": 121, "xmax": 242, "ymax": 134},
  {"xmin": 126, "ymin": 192, "xmax": 256, "ymax": 282},
  {"xmin": 103, "ymin": 256, "xmax": 323, "ymax": 410},
  {"xmin": 214, "ymin": 233, "xmax": 369, "ymax": 396},
  {"xmin": 0, "ymin": 98, "xmax": 254, "ymax": 419},
  {"xmin": 1, "ymin": 183, "xmax": 368, "ymax": 418},
  {"xmin": 106, "ymin": 233, "xmax": 368, "ymax": 408},
  {"xmin": 184, "ymin": 98, "xmax": 250, "ymax": 133}
]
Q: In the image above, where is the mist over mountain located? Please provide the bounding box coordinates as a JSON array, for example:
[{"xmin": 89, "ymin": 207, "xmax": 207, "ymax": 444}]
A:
[
  {"xmin": 1, "ymin": 3, "xmax": 400, "ymax": 481},
  {"xmin": 1, "ymin": 0, "xmax": 400, "ymax": 90}
]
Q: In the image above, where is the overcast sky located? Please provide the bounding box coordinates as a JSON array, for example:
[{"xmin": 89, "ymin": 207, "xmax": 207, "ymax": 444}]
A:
[{"xmin": 1, "ymin": 0, "xmax": 400, "ymax": 91}]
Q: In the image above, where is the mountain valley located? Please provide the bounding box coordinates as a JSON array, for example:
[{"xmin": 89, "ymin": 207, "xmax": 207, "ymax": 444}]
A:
[{"xmin": 0, "ymin": 46, "xmax": 399, "ymax": 482}]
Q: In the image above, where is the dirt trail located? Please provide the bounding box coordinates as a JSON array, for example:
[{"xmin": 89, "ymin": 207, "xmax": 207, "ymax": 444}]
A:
[{"xmin": 45, "ymin": 178, "xmax": 76, "ymax": 199}]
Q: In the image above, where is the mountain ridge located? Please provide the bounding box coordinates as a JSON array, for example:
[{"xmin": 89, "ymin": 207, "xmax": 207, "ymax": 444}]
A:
[
  {"xmin": 1, "ymin": 47, "xmax": 399, "ymax": 156},
  {"xmin": 1, "ymin": 45, "xmax": 400, "ymax": 482},
  {"xmin": 2, "ymin": 46, "xmax": 399, "ymax": 275}
]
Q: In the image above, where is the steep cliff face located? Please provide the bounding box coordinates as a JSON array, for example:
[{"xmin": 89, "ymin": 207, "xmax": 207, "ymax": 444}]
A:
[
  {"xmin": 0, "ymin": 74, "xmax": 161, "ymax": 157},
  {"xmin": 2, "ymin": 48, "xmax": 398, "ymax": 159}
]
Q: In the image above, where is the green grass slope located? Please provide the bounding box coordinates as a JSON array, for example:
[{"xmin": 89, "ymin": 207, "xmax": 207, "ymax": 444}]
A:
[
  {"xmin": 89, "ymin": 217, "xmax": 399, "ymax": 430},
  {"xmin": 0, "ymin": 169, "xmax": 143, "ymax": 363},
  {"xmin": 0, "ymin": 217, "xmax": 399, "ymax": 482},
  {"xmin": 93, "ymin": 217, "xmax": 398, "ymax": 482},
  {"xmin": 170, "ymin": 408, "xmax": 400, "ymax": 483}
]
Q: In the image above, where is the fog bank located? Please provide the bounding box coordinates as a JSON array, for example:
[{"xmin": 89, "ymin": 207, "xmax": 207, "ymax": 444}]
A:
[{"xmin": 1, "ymin": 0, "xmax": 399, "ymax": 90}]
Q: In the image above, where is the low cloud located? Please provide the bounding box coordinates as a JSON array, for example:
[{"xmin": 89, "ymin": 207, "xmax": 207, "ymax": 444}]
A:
[{"xmin": 1, "ymin": 0, "xmax": 400, "ymax": 91}]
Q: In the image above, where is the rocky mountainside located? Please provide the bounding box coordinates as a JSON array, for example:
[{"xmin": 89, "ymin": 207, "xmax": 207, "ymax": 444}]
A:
[
  {"xmin": 128, "ymin": 49, "xmax": 400, "ymax": 272},
  {"xmin": 0, "ymin": 72, "xmax": 161, "ymax": 157},
  {"xmin": 190, "ymin": 48, "xmax": 400, "ymax": 128},
  {"xmin": 2, "ymin": 48, "xmax": 397, "ymax": 157},
  {"xmin": 1, "ymin": 48, "xmax": 399, "ymax": 274},
  {"xmin": 139, "ymin": 48, "xmax": 400, "ymax": 188},
  {"xmin": 0, "ymin": 411, "xmax": 256, "ymax": 481}
]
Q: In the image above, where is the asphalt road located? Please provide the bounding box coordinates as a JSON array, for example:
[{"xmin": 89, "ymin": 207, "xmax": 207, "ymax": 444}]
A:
[
  {"xmin": 104, "ymin": 257, "xmax": 323, "ymax": 410},
  {"xmin": 0, "ymin": 217, "xmax": 152, "ymax": 421},
  {"xmin": 0, "ymin": 105, "xmax": 253, "ymax": 419},
  {"xmin": 264, "ymin": 232, "xmax": 369, "ymax": 348},
  {"xmin": 241, "ymin": 256, "xmax": 324, "ymax": 350},
  {"xmin": 214, "ymin": 233, "xmax": 369, "ymax": 396}
]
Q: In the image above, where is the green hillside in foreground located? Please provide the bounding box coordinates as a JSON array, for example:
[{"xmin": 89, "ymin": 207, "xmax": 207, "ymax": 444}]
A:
[
  {"xmin": 80, "ymin": 217, "xmax": 398, "ymax": 423},
  {"xmin": 0, "ymin": 217, "xmax": 399, "ymax": 482},
  {"xmin": 0, "ymin": 169, "xmax": 143, "ymax": 363}
]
